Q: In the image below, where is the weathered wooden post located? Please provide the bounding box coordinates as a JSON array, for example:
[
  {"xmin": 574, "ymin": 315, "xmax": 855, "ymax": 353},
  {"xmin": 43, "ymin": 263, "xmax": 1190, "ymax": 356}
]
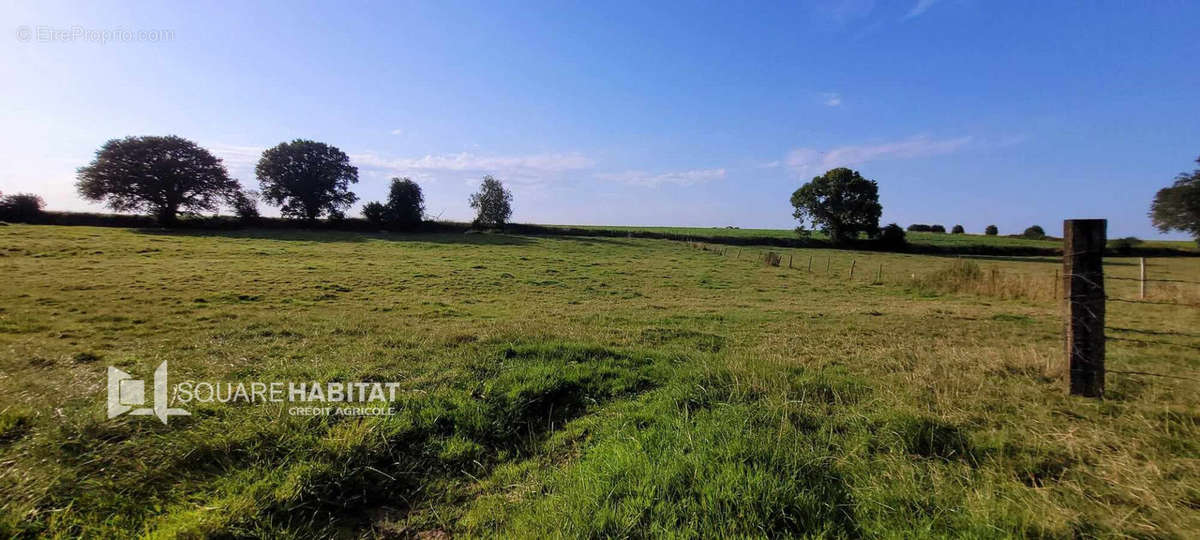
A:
[
  {"xmin": 826, "ymin": 258, "xmax": 831, "ymax": 273},
  {"xmin": 807, "ymin": 256, "xmax": 812, "ymax": 272},
  {"xmin": 1139, "ymin": 257, "xmax": 1146, "ymax": 300},
  {"xmin": 1063, "ymin": 219, "xmax": 1106, "ymax": 398},
  {"xmin": 788, "ymin": 254, "xmax": 793, "ymax": 269},
  {"xmin": 849, "ymin": 259, "xmax": 856, "ymax": 279},
  {"xmin": 876, "ymin": 263, "xmax": 883, "ymax": 284}
]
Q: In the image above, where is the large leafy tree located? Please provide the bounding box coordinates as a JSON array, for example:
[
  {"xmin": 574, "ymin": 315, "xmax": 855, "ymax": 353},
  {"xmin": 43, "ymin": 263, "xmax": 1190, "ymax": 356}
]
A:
[
  {"xmin": 1151, "ymin": 155, "xmax": 1200, "ymax": 245},
  {"xmin": 469, "ymin": 175, "xmax": 513, "ymax": 227},
  {"xmin": 76, "ymin": 135, "xmax": 238, "ymax": 224},
  {"xmin": 256, "ymin": 140, "xmax": 358, "ymax": 220},
  {"xmin": 790, "ymin": 167, "xmax": 882, "ymax": 243}
]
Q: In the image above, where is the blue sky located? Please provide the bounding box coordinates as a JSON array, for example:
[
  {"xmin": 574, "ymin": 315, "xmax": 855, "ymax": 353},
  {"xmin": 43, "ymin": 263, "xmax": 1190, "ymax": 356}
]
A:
[{"xmin": 2, "ymin": 1, "xmax": 1197, "ymax": 238}]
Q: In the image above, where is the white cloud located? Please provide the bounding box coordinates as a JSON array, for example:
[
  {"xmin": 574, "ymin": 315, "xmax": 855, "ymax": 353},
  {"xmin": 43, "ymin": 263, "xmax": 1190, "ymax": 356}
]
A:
[
  {"xmin": 595, "ymin": 168, "xmax": 726, "ymax": 187},
  {"xmin": 389, "ymin": 128, "xmax": 404, "ymax": 135},
  {"xmin": 903, "ymin": 0, "xmax": 941, "ymax": 20},
  {"xmin": 786, "ymin": 135, "xmax": 972, "ymax": 173},
  {"xmin": 207, "ymin": 143, "xmax": 265, "ymax": 184},
  {"xmin": 822, "ymin": 92, "xmax": 843, "ymax": 107},
  {"xmin": 351, "ymin": 151, "xmax": 595, "ymax": 185}
]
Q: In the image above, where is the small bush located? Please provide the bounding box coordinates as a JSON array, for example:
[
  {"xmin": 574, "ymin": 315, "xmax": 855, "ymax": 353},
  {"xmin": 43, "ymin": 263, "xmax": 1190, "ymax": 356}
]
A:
[
  {"xmin": 361, "ymin": 201, "xmax": 387, "ymax": 225},
  {"xmin": 1022, "ymin": 225, "xmax": 1046, "ymax": 239},
  {"xmin": 360, "ymin": 178, "xmax": 425, "ymax": 230},
  {"xmin": 951, "ymin": 224, "xmax": 965, "ymax": 234},
  {"xmin": 0, "ymin": 193, "xmax": 46, "ymax": 222},
  {"xmin": 1110, "ymin": 236, "xmax": 1143, "ymax": 255},
  {"xmin": 232, "ymin": 189, "xmax": 260, "ymax": 223},
  {"xmin": 907, "ymin": 224, "xmax": 946, "ymax": 233},
  {"xmin": 985, "ymin": 225, "xmax": 998, "ymax": 236},
  {"xmin": 878, "ymin": 223, "xmax": 907, "ymax": 248}
]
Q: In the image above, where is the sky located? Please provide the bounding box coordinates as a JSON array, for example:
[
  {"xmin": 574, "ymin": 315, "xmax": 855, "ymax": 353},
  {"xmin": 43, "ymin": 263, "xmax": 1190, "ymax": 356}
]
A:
[{"xmin": 1, "ymin": 0, "xmax": 1197, "ymax": 238}]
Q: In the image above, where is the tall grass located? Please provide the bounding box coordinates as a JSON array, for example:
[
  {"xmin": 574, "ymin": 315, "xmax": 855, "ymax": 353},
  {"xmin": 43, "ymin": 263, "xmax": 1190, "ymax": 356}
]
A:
[{"xmin": 909, "ymin": 260, "xmax": 1056, "ymax": 302}]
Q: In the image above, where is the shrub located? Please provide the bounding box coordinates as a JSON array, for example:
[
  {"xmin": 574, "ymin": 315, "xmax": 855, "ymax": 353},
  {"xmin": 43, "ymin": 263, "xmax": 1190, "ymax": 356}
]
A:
[
  {"xmin": 951, "ymin": 224, "xmax": 965, "ymax": 234},
  {"xmin": 1110, "ymin": 236, "xmax": 1143, "ymax": 255},
  {"xmin": 0, "ymin": 193, "xmax": 46, "ymax": 222},
  {"xmin": 361, "ymin": 201, "xmax": 387, "ymax": 226},
  {"xmin": 985, "ymin": 225, "xmax": 998, "ymax": 236},
  {"xmin": 878, "ymin": 223, "xmax": 907, "ymax": 248},
  {"xmin": 1022, "ymin": 225, "xmax": 1046, "ymax": 239},
  {"xmin": 930, "ymin": 224, "xmax": 946, "ymax": 233},
  {"xmin": 906, "ymin": 224, "xmax": 946, "ymax": 233},
  {"xmin": 232, "ymin": 189, "xmax": 260, "ymax": 223}
]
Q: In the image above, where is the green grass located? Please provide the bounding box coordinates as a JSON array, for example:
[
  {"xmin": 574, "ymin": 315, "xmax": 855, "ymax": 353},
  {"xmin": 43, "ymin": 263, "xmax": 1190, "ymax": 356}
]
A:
[{"xmin": 1, "ymin": 225, "xmax": 1198, "ymax": 537}]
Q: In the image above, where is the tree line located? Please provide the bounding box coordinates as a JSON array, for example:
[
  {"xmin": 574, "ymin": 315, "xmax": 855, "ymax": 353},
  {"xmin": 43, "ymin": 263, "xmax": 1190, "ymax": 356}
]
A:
[
  {"xmin": 3, "ymin": 136, "xmax": 1199, "ymax": 246},
  {"xmin": 68, "ymin": 135, "xmax": 513, "ymax": 229},
  {"xmin": 789, "ymin": 161, "xmax": 1200, "ymax": 246}
]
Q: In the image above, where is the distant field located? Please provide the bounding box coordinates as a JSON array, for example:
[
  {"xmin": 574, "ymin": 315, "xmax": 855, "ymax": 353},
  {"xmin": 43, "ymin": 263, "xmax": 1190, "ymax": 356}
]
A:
[
  {"xmin": 1, "ymin": 225, "xmax": 1198, "ymax": 537},
  {"xmin": 545, "ymin": 224, "xmax": 1198, "ymax": 251}
]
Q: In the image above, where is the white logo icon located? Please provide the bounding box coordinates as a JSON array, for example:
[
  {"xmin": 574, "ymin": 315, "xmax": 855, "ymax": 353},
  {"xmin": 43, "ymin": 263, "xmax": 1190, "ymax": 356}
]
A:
[{"xmin": 107, "ymin": 361, "xmax": 189, "ymax": 424}]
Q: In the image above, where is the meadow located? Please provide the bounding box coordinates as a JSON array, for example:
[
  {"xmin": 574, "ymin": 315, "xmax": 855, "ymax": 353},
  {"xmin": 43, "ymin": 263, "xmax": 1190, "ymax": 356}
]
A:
[
  {"xmin": 545, "ymin": 224, "xmax": 1199, "ymax": 252},
  {"xmin": 0, "ymin": 224, "xmax": 1198, "ymax": 538}
]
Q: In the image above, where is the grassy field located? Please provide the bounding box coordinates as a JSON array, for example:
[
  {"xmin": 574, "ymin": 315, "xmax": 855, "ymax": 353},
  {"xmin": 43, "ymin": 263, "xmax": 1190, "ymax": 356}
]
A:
[
  {"xmin": 1, "ymin": 224, "xmax": 1198, "ymax": 537},
  {"xmin": 545, "ymin": 224, "xmax": 1199, "ymax": 252}
]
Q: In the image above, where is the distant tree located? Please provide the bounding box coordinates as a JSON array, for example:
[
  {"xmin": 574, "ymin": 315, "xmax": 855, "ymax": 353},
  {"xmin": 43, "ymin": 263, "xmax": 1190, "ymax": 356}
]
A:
[
  {"xmin": 930, "ymin": 224, "xmax": 947, "ymax": 233},
  {"xmin": 231, "ymin": 188, "xmax": 260, "ymax": 223},
  {"xmin": 790, "ymin": 167, "xmax": 882, "ymax": 244},
  {"xmin": 878, "ymin": 223, "xmax": 907, "ymax": 248},
  {"xmin": 985, "ymin": 224, "xmax": 999, "ymax": 236},
  {"xmin": 362, "ymin": 201, "xmax": 387, "ymax": 226},
  {"xmin": 907, "ymin": 224, "xmax": 932, "ymax": 232},
  {"xmin": 1150, "ymin": 155, "xmax": 1200, "ymax": 245},
  {"xmin": 1110, "ymin": 236, "xmax": 1143, "ymax": 255},
  {"xmin": 951, "ymin": 224, "xmax": 965, "ymax": 234},
  {"xmin": 76, "ymin": 135, "xmax": 238, "ymax": 224},
  {"xmin": 256, "ymin": 140, "xmax": 358, "ymax": 220},
  {"xmin": 1023, "ymin": 225, "xmax": 1046, "ymax": 239},
  {"xmin": 384, "ymin": 177, "xmax": 424, "ymax": 228},
  {"xmin": 0, "ymin": 193, "xmax": 46, "ymax": 222},
  {"xmin": 469, "ymin": 175, "xmax": 513, "ymax": 227}
]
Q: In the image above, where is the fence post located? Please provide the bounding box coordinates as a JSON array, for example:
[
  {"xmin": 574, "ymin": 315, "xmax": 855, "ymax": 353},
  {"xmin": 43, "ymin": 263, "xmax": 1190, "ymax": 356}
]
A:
[
  {"xmin": 849, "ymin": 259, "xmax": 856, "ymax": 279},
  {"xmin": 876, "ymin": 263, "xmax": 882, "ymax": 284},
  {"xmin": 807, "ymin": 256, "xmax": 812, "ymax": 272},
  {"xmin": 826, "ymin": 258, "xmax": 831, "ymax": 273},
  {"xmin": 788, "ymin": 254, "xmax": 793, "ymax": 269},
  {"xmin": 1139, "ymin": 257, "xmax": 1146, "ymax": 300},
  {"xmin": 1063, "ymin": 219, "xmax": 1106, "ymax": 398}
]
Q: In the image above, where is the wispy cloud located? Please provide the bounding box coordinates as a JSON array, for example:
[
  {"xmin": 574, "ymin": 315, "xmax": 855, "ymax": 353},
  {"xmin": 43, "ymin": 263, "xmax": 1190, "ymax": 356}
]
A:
[
  {"xmin": 785, "ymin": 135, "xmax": 972, "ymax": 173},
  {"xmin": 822, "ymin": 92, "xmax": 843, "ymax": 107},
  {"xmin": 351, "ymin": 151, "xmax": 595, "ymax": 185},
  {"xmin": 903, "ymin": 0, "xmax": 941, "ymax": 20},
  {"xmin": 207, "ymin": 143, "xmax": 265, "ymax": 184},
  {"xmin": 595, "ymin": 168, "xmax": 726, "ymax": 187},
  {"xmin": 389, "ymin": 128, "xmax": 404, "ymax": 136}
]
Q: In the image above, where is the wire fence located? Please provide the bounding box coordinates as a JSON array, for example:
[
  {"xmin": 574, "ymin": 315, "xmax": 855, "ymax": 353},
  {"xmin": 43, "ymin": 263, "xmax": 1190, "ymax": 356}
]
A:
[{"xmin": 685, "ymin": 242, "xmax": 1200, "ymax": 309}]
